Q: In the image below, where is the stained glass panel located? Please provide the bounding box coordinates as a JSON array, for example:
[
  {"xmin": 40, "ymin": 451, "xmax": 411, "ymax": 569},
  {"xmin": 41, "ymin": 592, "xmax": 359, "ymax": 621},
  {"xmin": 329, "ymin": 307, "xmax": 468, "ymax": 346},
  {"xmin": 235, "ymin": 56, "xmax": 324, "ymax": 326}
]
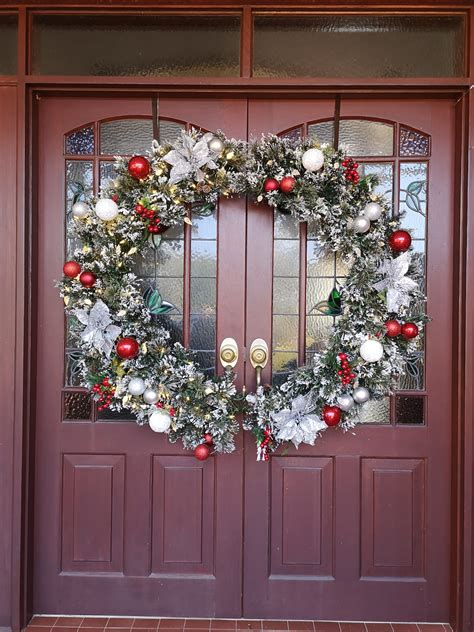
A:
[
  {"xmin": 63, "ymin": 390, "xmax": 92, "ymax": 420},
  {"xmin": 400, "ymin": 127, "xmax": 430, "ymax": 157},
  {"xmin": 65, "ymin": 125, "xmax": 95, "ymax": 155}
]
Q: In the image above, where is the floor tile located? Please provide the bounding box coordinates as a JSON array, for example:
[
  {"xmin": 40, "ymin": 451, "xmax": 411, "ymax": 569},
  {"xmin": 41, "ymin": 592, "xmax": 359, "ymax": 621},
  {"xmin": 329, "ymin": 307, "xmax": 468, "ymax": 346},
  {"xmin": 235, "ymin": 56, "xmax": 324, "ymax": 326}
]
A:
[
  {"xmin": 365, "ymin": 625, "xmax": 392, "ymax": 632},
  {"xmin": 107, "ymin": 621, "xmax": 135, "ymax": 629},
  {"xmin": 159, "ymin": 622, "xmax": 186, "ymax": 630},
  {"xmin": 184, "ymin": 622, "xmax": 210, "ymax": 630},
  {"xmin": 236, "ymin": 622, "xmax": 262, "ymax": 631},
  {"xmin": 339, "ymin": 624, "xmax": 365, "ymax": 632},
  {"xmin": 27, "ymin": 627, "xmax": 55, "ymax": 632},
  {"xmin": 313, "ymin": 623, "xmax": 340, "ymax": 632},
  {"xmin": 31, "ymin": 618, "xmax": 59, "ymax": 627},
  {"xmin": 56, "ymin": 619, "xmax": 84, "ymax": 628},
  {"xmin": 210, "ymin": 621, "xmax": 237, "ymax": 630},
  {"xmin": 391, "ymin": 626, "xmax": 418, "ymax": 632},
  {"xmin": 81, "ymin": 620, "xmax": 110, "ymax": 629},
  {"xmin": 54, "ymin": 627, "xmax": 80, "ymax": 632},
  {"xmin": 263, "ymin": 624, "xmax": 288, "ymax": 631},
  {"xmin": 288, "ymin": 624, "xmax": 314, "ymax": 631},
  {"xmin": 133, "ymin": 622, "xmax": 160, "ymax": 630},
  {"xmin": 418, "ymin": 627, "xmax": 445, "ymax": 632}
]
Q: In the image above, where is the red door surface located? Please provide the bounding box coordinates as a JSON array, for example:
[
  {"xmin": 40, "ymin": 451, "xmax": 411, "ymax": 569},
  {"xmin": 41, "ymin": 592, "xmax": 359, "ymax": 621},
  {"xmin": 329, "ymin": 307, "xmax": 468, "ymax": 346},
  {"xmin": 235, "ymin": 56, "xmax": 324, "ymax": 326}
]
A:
[
  {"xmin": 35, "ymin": 97, "xmax": 247, "ymax": 617},
  {"xmin": 35, "ymin": 96, "xmax": 454, "ymax": 621},
  {"xmin": 243, "ymin": 99, "xmax": 454, "ymax": 622}
]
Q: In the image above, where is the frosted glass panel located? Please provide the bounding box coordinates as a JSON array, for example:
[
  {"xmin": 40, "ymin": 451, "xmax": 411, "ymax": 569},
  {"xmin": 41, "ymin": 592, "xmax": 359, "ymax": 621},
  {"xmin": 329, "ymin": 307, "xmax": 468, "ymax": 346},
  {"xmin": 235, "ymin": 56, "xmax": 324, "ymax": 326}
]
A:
[
  {"xmin": 254, "ymin": 15, "xmax": 465, "ymax": 77},
  {"xmin": 32, "ymin": 15, "xmax": 241, "ymax": 76},
  {"xmin": 100, "ymin": 118, "xmax": 186, "ymax": 155},
  {"xmin": 357, "ymin": 398, "xmax": 390, "ymax": 424},
  {"xmin": 308, "ymin": 121, "xmax": 334, "ymax": 146},
  {"xmin": 0, "ymin": 15, "xmax": 17, "ymax": 75},
  {"xmin": 339, "ymin": 120, "xmax": 394, "ymax": 157}
]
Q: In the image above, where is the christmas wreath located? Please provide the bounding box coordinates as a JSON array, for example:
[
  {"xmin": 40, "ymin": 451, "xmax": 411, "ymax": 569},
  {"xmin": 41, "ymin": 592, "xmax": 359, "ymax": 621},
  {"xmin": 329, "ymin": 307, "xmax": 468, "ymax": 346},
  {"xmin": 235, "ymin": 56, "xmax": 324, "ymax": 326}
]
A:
[{"xmin": 59, "ymin": 130, "xmax": 425, "ymax": 461}]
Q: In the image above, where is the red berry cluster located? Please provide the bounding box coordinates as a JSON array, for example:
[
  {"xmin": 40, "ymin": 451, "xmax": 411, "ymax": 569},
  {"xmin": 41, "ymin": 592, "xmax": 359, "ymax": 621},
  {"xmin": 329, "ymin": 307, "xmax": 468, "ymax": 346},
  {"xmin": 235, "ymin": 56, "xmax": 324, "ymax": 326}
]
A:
[
  {"xmin": 92, "ymin": 377, "xmax": 115, "ymax": 411},
  {"xmin": 259, "ymin": 427, "xmax": 272, "ymax": 461},
  {"xmin": 342, "ymin": 158, "xmax": 360, "ymax": 184},
  {"xmin": 337, "ymin": 353, "xmax": 356, "ymax": 386},
  {"xmin": 156, "ymin": 401, "xmax": 176, "ymax": 416},
  {"xmin": 135, "ymin": 203, "xmax": 164, "ymax": 234}
]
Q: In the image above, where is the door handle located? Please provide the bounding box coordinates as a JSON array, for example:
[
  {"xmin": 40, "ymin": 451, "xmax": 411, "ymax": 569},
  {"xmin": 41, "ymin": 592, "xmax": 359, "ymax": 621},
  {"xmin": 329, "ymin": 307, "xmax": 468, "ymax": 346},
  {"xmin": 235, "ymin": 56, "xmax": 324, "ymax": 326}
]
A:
[
  {"xmin": 249, "ymin": 338, "xmax": 269, "ymax": 387},
  {"xmin": 219, "ymin": 337, "xmax": 239, "ymax": 370}
]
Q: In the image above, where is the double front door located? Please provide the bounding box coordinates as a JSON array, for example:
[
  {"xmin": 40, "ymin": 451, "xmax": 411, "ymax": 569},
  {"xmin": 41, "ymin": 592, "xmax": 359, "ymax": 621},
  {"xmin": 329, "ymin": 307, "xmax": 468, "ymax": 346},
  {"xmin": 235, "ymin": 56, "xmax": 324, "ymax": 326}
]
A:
[{"xmin": 35, "ymin": 96, "xmax": 454, "ymax": 621}]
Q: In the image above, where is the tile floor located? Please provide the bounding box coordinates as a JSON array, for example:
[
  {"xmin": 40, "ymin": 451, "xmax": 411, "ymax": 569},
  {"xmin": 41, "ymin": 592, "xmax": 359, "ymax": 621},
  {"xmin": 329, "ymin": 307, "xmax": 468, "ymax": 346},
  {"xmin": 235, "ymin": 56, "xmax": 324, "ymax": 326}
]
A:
[{"xmin": 25, "ymin": 617, "xmax": 453, "ymax": 632}]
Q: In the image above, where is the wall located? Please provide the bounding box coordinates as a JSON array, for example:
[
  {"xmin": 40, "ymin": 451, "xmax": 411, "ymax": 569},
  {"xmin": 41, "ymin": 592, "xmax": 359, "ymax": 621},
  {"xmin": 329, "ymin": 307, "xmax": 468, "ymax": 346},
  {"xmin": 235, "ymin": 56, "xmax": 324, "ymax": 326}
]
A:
[{"xmin": 0, "ymin": 86, "xmax": 18, "ymax": 631}]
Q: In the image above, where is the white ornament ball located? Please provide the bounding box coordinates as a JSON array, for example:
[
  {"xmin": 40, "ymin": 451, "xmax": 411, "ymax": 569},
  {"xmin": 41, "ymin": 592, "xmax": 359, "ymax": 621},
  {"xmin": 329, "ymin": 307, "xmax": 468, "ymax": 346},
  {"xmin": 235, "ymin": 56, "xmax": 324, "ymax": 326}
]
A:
[
  {"xmin": 360, "ymin": 339, "xmax": 384, "ymax": 363},
  {"xmin": 128, "ymin": 377, "xmax": 146, "ymax": 396},
  {"xmin": 149, "ymin": 409, "xmax": 172, "ymax": 433},
  {"xmin": 302, "ymin": 148, "xmax": 324, "ymax": 172},
  {"xmin": 363, "ymin": 202, "xmax": 383, "ymax": 221},
  {"xmin": 353, "ymin": 386, "xmax": 370, "ymax": 404},
  {"xmin": 143, "ymin": 388, "xmax": 160, "ymax": 405},
  {"xmin": 72, "ymin": 201, "xmax": 90, "ymax": 218},
  {"xmin": 95, "ymin": 198, "xmax": 119, "ymax": 221},
  {"xmin": 352, "ymin": 216, "xmax": 371, "ymax": 234},
  {"xmin": 337, "ymin": 394, "xmax": 355, "ymax": 412},
  {"xmin": 208, "ymin": 136, "xmax": 225, "ymax": 154}
]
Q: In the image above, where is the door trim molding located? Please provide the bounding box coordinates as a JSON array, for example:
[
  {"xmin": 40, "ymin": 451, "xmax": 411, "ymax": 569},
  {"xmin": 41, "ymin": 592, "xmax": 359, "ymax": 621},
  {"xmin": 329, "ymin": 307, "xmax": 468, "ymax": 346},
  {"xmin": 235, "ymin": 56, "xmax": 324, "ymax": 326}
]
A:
[{"xmin": 10, "ymin": 87, "xmax": 474, "ymax": 632}]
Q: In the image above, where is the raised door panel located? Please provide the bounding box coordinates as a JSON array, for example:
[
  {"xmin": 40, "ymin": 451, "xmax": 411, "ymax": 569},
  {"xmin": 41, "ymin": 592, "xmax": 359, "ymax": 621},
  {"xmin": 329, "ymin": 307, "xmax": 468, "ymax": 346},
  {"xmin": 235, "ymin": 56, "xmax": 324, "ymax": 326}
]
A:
[
  {"xmin": 270, "ymin": 457, "xmax": 334, "ymax": 578},
  {"xmin": 152, "ymin": 456, "xmax": 215, "ymax": 575},
  {"xmin": 61, "ymin": 454, "xmax": 125, "ymax": 573},
  {"xmin": 361, "ymin": 458, "xmax": 425, "ymax": 578}
]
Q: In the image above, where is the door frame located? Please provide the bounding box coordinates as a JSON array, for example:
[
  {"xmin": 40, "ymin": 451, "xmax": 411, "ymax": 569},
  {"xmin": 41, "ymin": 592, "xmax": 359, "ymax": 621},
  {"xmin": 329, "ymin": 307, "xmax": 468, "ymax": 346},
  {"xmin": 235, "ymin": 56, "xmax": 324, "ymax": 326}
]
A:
[{"xmin": 9, "ymin": 85, "xmax": 474, "ymax": 632}]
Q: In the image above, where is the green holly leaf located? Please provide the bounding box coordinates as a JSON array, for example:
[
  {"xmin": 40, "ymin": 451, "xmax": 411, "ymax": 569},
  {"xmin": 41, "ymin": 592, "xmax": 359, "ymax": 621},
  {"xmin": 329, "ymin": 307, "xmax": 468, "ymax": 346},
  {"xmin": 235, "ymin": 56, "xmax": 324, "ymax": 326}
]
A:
[{"xmin": 144, "ymin": 287, "xmax": 175, "ymax": 315}]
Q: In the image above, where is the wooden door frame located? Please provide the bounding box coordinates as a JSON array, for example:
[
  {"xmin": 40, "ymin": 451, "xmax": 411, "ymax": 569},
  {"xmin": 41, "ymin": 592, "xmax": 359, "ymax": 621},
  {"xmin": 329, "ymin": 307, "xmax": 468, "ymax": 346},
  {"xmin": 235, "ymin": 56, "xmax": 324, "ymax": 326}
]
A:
[{"xmin": 8, "ymin": 83, "xmax": 473, "ymax": 632}]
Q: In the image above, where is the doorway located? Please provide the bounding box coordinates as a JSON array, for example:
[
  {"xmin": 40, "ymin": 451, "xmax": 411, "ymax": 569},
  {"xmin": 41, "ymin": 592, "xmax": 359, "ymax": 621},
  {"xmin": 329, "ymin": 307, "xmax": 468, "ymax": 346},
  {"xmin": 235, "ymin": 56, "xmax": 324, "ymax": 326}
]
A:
[{"xmin": 34, "ymin": 96, "xmax": 454, "ymax": 621}]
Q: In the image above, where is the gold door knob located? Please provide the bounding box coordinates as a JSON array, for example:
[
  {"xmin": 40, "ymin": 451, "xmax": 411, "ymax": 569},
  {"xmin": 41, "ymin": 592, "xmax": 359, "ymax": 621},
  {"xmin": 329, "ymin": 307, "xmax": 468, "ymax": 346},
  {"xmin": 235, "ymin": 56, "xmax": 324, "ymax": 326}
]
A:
[
  {"xmin": 219, "ymin": 337, "xmax": 239, "ymax": 370},
  {"xmin": 249, "ymin": 338, "xmax": 269, "ymax": 387}
]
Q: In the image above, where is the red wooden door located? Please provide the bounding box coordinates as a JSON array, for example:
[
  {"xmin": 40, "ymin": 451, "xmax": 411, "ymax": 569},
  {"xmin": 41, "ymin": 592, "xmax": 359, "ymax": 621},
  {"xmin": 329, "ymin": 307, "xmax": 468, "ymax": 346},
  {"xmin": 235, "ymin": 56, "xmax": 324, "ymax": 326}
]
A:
[
  {"xmin": 35, "ymin": 95, "xmax": 454, "ymax": 622},
  {"xmin": 243, "ymin": 98, "xmax": 454, "ymax": 622},
  {"xmin": 34, "ymin": 97, "xmax": 247, "ymax": 617}
]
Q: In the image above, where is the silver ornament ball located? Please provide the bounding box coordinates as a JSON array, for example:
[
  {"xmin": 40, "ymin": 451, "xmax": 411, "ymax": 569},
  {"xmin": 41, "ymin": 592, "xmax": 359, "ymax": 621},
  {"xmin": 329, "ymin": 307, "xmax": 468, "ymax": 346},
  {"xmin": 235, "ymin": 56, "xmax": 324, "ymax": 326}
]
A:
[
  {"xmin": 353, "ymin": 386, "xmax": 370, "ymax": 404},
  {"xmin": 143, "ymin": 388, "xmax": 160, "ymax": 405},
  {"xmin": 128, "ymin": 377, "xmax": 146, "ymax": 396},
  {"xmin": 208, "ymin": 136, "xmax": 225, "ymax": 154},
  {"xmin": 363, "ymin": 202, "xmax": 383, "ymax": 221},
  {"xmin": 337, "ymin": 393, "xmax": 355, "ymax": 412},
  {"xmin": 149, "ymin": 409, "xmax": 172, "ymax": 433},
  {"xmin": 72, "ymin": 201, "xmax": 90, "ymax": 218},
  {"xmin": 352, "ymin": 216, "xmax": 371, "ymax": 234},
  {"xmin": 95, "ymin": 198, "xmax": 119, "ymax": 222},
  {"xmin": 360, "ymin": 339, "xmax": 384, "ymax": 363}
]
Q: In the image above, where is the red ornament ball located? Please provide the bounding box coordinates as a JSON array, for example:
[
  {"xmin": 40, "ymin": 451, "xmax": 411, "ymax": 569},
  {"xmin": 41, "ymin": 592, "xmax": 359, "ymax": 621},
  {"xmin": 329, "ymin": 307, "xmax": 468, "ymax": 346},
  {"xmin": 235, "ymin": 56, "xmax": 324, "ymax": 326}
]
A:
[
  {"xmin": 128, "ymin": 156, "xmax": 151, "ymax": 180},
  {"xmin": 115, "ymin": 337, "xmax": 140, "ymax": 360},
  {"xmin": 263, "ymin": 178, "xmax": 280, "ymax": 193},
  {"xmin": 385, "ymin": 319, "xmax": 402, "ymax": 338},
  {"xmin": 322, "ymin": 405, "xmax": 342, "ymax": 427},
  {"xmin": 401, "ymin": 322, "xmax": 419, "ymax": 339},
  {"xmin": 195, "ymin": 444, "xmax": 211, "ymax": 461},
  {"xmin": 204, "ymin": 433, "xmax": 213, "ymax": 446},
  {"xmin": 279, "ymin": 176, "xmax": 296, "ymax": 194},
  {"xmin": 389, "ymin": 230, "xmax": 412, "ymax": 252},
  {"xmin": 63, "ymin": 260, "xmax": 81, "ymax": 278},
  {"xmin": 79, "ymin": 270, "xmax": 96, "ymax": 288}
]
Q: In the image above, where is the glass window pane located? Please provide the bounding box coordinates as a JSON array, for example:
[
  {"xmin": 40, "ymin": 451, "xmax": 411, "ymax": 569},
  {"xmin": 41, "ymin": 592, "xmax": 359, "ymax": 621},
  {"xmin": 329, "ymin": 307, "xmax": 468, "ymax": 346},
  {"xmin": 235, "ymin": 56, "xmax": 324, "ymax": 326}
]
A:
[
  {"xmin": 65, "ymin": 125, "xmax": 95, "ymax": 155},
  {"xmin": 190, "ymin": 315, "xmax": 216, "ymax": 350},
  {"xmin": 273, "ymin": 315, "xmax": 298, "ymax": 351},
  {"xmin": 400, "ymin": 126, "xmax": 430, "ymax": 157},
  {"xmin": 399, "ymin": 162, "xmax": 427, "ymax": 239},
  {"xmin": 357, "ymin": 397, "xmax": 390, "ymax": 424},
  {"xmin": 191, "ymin": 241, "xmax": 217, "ymax": 278},
  {"xmin": 100, "ymin": 119, "xmax": 153, "ymax": 155},
  {"xmin": 306, "ymin": 315, "xmax": 333, "ymax": 354},
  {"xmin": 253, "ymin": 15, "xmax": 465, "ymax": 78},
  {"xmin": 395, "ymin": 395, "xmax": 425, "ymax": 425},
  {"xmin": 63, "ymin": 390, "xmax": 92, "ymax": 421},
  {"xmin": 273, "ymin": 278, "xmax": 299, "ymax": 315},
  {"xmin": 0, "ymin": 15, "xmax": 17, "ymax": 75},
  {"xmin": 339, "ymin": 120, "xmax": 394, "ymax": 157},
  {"xmin": 358, "ymin": 162, "xmax": 394, "ymax": 208},
  {"xmin": 308, "ymin": 121, "xmax": 334, "ymax": 146},
  {"xmin": 32, "ymin": 14, "xmax": 241, "ymax": 76},
  {"xmin": 272, "ymin": 351, "xmax": 298, "ymax": 386}
]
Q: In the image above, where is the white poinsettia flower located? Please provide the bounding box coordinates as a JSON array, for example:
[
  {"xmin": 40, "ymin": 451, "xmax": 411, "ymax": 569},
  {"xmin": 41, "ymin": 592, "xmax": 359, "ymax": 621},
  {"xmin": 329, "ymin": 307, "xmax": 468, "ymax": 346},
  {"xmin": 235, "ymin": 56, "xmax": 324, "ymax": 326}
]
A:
[
  {"xmin": 163, "ymin": 132, "xmax": 218, "ymax": 185},
  {"xmin": 373, "ymin": 251, "xmax": 418, "ymax": 312},
  {"xmin": 74, "ymin": 299, "xmax": 121, "ymax": 357},
  {"xmin": 272, "ymin": 393, "xmax": 327, "ymax": 448}
]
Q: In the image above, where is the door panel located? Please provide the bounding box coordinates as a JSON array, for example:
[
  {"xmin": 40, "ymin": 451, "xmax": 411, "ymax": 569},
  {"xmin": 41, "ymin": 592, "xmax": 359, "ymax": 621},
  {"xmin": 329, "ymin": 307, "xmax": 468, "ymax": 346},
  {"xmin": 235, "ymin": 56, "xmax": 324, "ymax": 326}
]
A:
[
  {"xmin": 243, "ymin": 99, "xmax": 453, "ymax": 621},
  {"xmin": 35, "ymin": 97, "xmax": 247, "ymax": 617}
]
